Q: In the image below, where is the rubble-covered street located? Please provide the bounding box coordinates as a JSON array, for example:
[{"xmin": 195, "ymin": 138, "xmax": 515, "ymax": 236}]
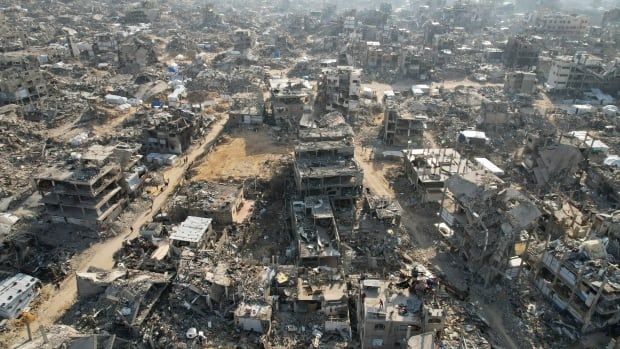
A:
[{"xmin": 1, "ymin": 1, "xmax": 620, "ymax": 349}]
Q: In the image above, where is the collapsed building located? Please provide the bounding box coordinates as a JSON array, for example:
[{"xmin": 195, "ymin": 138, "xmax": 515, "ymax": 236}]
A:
[
  {"xmin": 169, "ymin": 181, "xmax": 245, "ymax": 226},
  {"xmin": 531, "ymin": 238, "xmax": 620, "ymax": 333},
  {"xmin": 521, "ymin": 132, "xmax": 585, "ymax": 189},
  {"xmin": 75, "ymin": 268, "xmax": 173, "ymax": 331},
  {"xmin": 440, "ymin": 170, "xmax": 542, "ymax": 284},
  {"xmin": 118, "ymin": 36, "xmax": 158, "ymax": 74},
  {"xmin": 291, "ymin": 196, "xmax": 342, "ymax": 268},
  {"xmin": 232, "ymin": 29, "xmax": 255, "ymax": 51},
  {"xmin": 0, "ymin": 52, "xmax": 48, "ymax": 104}
]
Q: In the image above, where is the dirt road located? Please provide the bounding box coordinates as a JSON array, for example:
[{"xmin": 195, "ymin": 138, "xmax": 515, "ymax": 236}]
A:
[{"xmin": 7, "ymin": 115, "xmax": 228, "ymax": 348}]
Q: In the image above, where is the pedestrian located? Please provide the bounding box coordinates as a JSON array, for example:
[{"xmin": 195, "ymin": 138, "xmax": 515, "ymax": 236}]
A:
[{"xmin": 379, "ymin": 298, "xmax": 384, "ymax": 309}]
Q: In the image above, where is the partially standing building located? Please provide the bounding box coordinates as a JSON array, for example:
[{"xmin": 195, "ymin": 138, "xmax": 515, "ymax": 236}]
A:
[
  {"xmin": 36, "ymin": 145, "xmax": 129, "ymax": 229},
  {"xmin": 383, "ymin": 100, "xmax": 427, "ymax": 147},
  {"xmin": 402, "ymin": 148, "xmax": 470, "ymax": 203}
]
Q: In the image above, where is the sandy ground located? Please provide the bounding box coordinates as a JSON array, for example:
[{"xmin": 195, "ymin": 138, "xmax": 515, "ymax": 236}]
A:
[
  {"xmin": 192, "ymin": 127, "xmax": 291, "ymax": 181},
  {"xmin": 5, "ymin": 116, "xmax": 229, "ymax": 348}
]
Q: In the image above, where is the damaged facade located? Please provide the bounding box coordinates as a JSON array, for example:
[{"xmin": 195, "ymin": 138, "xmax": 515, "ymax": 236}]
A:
[{"xmin": 36, "ymin": 145, "xmax": 131, "ymax": 229}]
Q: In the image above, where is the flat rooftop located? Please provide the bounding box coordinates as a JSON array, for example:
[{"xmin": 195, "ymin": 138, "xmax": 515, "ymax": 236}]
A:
[
  {"xmin": 295, "ymin": 158, "xmax": 362, "ymax": 178},
  {"xmin": 0, "ymin": 273, "xmax": 39, "ymax": 305},
  {"xmin": 169, "ymin": 216, "xmax": 213, "ymax": 243},
  {"xmin": 361, "ymin": 278, "xmax": 424, "ymax": 324}
]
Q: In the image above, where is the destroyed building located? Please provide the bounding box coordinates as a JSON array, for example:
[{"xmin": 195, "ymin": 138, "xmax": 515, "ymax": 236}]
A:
[
  {"xmin": 402, "ymin": 148, "xmax": 470, "ymax": 203},
  {"xmin": 0, "ymin": 66, "xmax": 47, "ymax": 104},
  {"xmin": 294, "ymin": 266, "xmax": 351, "ymax": 336},
  {"xmin": 291, "ymin": 196, "xmax": 342, "ymax": 268},
  {"xmin": 539, "ymin": 196, "xmax": 590, "ymax": 240},
  {"xmin": 383, "ymin": 100, "xmax": 427, "ymax": 147},
  {"xmin": 143, "ymin": 110, "xmax": 208, "ymax": 156},
  {"xmin": 546, "ymin": 53, "xmax": 620, "ymax": 95},
  {"xmin": 170, "ymin": 181, "xmax": 245, "ymax": 226},
  {"xmin": 521, "ymin": 133, "xmax": 585, "ymax": 189},
  {"xmin": 441, "ymin": 170, "xmax": 542, "ymax": 284},
  {"xmin": 318, "ymin": 66, "xmax": 362, "ymax": 114},
  {"xmin": 0, "ymin": 273, "xmax": 40, "ymax": 319},
  {"xmin": 268, "ymin": 77, "xmax": 313, "ymax": 127},
  {"xmin": 534, "ymin": 13, "xmax": 589, "ymax": 37},
  {"xmin": 118, "ymin": 36, "xmax": 158, "ymax": 74},
  {"xmin": 503, "ymin": 36, "xmax": 540, "ymax": 69},
  {"xmin": 587, "ymin": 160, "xmax": 620, "ymax": 206},
  {"xmin": 364, "ymin": 194, "xmax": 403, "ymax": 227},
  {"xmin": 504, "ymin": 71, "xmax": 537, "ymax": 95},
  {"xmin": 232, "ymin": 29, "xmax": 255, "ymax": 51},
  {"xmin": 36, "ymin": 145, "xmax": 131, "ymax": 229},
  {"xmin": 478, "ymin": 98, "xmax": 511, "ymax": 126},
  {"xmin": 229, "ymin": 91, "xmax": 264, "ymax": 126},
  {"xmin": 357, "ymin": 276, "xmax": 445, "ymax": 349},
  {"xmin": 75, "ymin": 268, "xmax": 173, "ymax": 331},
  {"xmin": 531, "ymin": 238, "xmax": 620, "ymax": 332},
  {"xmin": 293, "ymin": 133, "xmax": 363, "ymax": 202},
  {"xmin": 234, "ymin": 302, "xmax": 272, "ymax": 334}
]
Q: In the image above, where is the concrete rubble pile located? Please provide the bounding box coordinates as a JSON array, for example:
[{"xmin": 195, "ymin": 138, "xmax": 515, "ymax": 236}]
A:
[{"xmin": 3, "ymin": 1, "xmax": 620, "ymax": 349}]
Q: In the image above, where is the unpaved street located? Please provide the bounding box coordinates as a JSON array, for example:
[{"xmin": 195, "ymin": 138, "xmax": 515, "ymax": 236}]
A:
[{"xmin": 5, "ymin": 115, "xmax": 228, "ymax": 348}]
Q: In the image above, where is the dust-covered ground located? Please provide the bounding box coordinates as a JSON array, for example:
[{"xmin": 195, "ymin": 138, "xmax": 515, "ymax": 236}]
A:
[{"xmin": 192, "ymin": 126, "xmax": 292, "ymax": 181}]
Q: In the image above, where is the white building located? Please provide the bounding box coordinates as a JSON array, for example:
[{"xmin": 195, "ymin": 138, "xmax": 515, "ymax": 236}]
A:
[
  {"xmin": 546, "ymin": 56, "xmax": 573, "ymax": 90},
  {"xmin": 234, "ymin": 302, "xmax": 272, "ymax": 333},
  {"xmin": 0, "ymin": 273, "xmax": 40, "ymax": 319},
  {"xmin": 535, "ymin": 13, "xmax": 588, "ymax": 37}
]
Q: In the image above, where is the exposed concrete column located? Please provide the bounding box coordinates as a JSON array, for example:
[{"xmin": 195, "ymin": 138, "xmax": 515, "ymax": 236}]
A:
[{"xmin": 582, "ymin": 275, "xmax": 607, "ymax": 333}]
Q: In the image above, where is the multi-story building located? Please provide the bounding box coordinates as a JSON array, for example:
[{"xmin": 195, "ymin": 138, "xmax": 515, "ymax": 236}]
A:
[
  {"xmin": 402, "ymin": 148, "xmax": 471, "ymax": 203},
  {"xmin": 531, "ymin": 238, "xmax": 620, "ymax": 332},
  {"xmin": 546, "ymin": 53, "xmax": 620, "ymax": 95},
  {"xmin": 504, "ymin": 71, "xmax": 537, "ymax": 95},
  {"xmin": 503, "ymin": 36, "xmax": 540, "ymax": 69},
  {"xmin": 0, "ymin": 67, "xmax": 46, "ymax": 104},
  {"xmin": 290, "ymin": 196, "xmax": 341, "ymax": 268},
  {"xmin": 232, "ymin": 29, "xmax": 255, "ymax": 51},
  {"xmin": 318, "ymin": 66, "xmax": 362, "ymax": 114},
  {"xmin": 293, "ymin": 136, "xmax": 363, "ymax": 202},
  {"xmin": 534, "ymin": 13, "xmax": 588, "ymax": 37},
  {"xmin": 143, "ymin": 110, "xmax": 207, "ymax": 155},
  {"xmin": 441, "ymin": 170, "xmax": 541, "ymax": 284},
  {"xmin": 357, "ymin": 278, "xmax": 445, "ymax": 349},
  {"xmin": 36, "ymin": 145, "xmax": 130, "ymax": 229},
  {"xmin": 383, "ymin": 100, "xmax": 427, "ymax": 147},
  {"xmin": 268, "ymin": 78, "xmax": 313, "ymax": 128}
]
